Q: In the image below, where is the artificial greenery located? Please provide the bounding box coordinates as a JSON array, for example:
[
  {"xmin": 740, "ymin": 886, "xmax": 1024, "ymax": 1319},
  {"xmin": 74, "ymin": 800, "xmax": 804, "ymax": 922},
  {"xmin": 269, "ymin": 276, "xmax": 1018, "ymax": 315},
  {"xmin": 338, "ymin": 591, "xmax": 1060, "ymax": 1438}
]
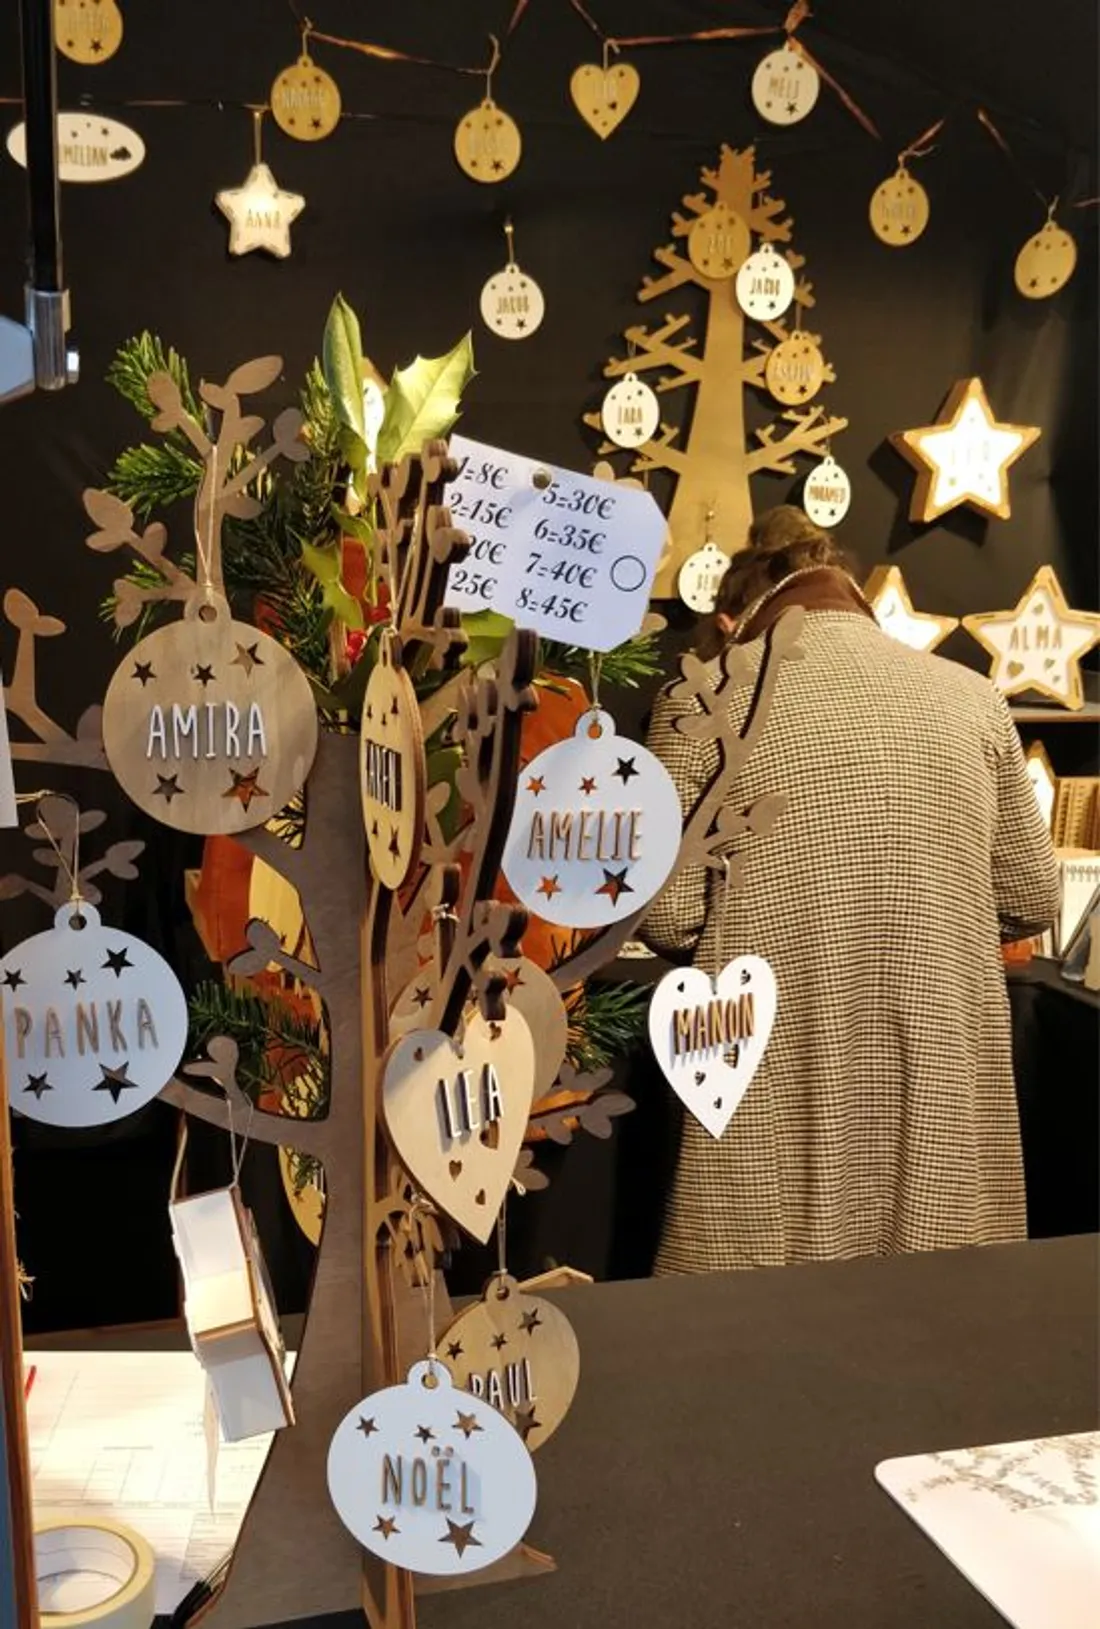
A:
[
  {"xmin": 188, "ymin": 980, "xmax": 327, "ymax": 1120},
  {"xmin": 564, "ymin": 978, "xmax": 651, "ymax": 1072}
]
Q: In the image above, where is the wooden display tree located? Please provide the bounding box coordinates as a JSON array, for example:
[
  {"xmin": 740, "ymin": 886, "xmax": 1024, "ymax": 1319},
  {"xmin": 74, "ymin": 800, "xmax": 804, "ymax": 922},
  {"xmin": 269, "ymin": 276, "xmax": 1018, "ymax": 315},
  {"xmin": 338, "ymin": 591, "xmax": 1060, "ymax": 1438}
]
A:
[
  {"xmin": 584, "ymin": 143, "xmax": 848, "ymax": 596},
  {"xmin": 2, "ymin": 354, "xmax": 805, "ymax": 1629}
]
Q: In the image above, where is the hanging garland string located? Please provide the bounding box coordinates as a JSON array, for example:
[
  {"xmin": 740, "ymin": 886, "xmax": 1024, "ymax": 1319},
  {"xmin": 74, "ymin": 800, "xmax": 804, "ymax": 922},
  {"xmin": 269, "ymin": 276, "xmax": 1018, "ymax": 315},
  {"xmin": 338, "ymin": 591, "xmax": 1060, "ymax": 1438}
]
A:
[{"xmin": 976, "ymin": 106, "xmax": 1098, "ymax": 213}]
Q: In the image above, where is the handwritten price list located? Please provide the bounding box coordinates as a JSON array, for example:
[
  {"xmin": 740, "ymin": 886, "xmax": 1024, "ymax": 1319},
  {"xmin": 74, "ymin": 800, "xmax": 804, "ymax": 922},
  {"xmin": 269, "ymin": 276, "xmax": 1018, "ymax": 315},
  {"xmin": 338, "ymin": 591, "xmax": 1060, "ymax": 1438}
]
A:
[{"xmin": 443, "ymin": 436, "xmax": 666, "ymax": 652}]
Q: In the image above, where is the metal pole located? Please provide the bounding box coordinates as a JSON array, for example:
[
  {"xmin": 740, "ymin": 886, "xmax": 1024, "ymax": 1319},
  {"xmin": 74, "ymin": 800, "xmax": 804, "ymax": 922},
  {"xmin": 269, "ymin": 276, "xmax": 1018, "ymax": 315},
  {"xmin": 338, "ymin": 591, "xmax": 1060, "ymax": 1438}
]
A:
[{"xmin": 19, "ymin": 0, "xmax": 73, "ymax": 388}]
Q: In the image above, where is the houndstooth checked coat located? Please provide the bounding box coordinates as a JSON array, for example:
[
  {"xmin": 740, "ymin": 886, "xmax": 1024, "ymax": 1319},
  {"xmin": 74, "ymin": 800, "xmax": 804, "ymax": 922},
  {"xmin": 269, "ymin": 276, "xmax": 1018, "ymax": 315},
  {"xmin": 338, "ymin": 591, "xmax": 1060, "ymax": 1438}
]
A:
[{"xmin": 641, "ymin": 608, "xmax": 1061, "ymax": 1274}]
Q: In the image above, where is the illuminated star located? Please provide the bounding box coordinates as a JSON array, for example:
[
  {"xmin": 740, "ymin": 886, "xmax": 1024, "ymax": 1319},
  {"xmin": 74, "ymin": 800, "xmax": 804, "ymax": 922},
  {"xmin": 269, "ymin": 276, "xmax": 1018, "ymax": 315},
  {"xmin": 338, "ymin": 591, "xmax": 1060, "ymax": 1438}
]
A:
[
  {"xmin": 579, "ymin": 776, "xmax": 597, "ymax": 795},
  {"xmin": 216, "ymin": 162, "xmax": 305, "ymax": 260},
  {"xmin": 132, "ymin": 661, "xmax": 155, "ymax": 686},
  {"xmin": 537, "ymin": 875, "xmax": 561, "ymax": 900},
  {"xmin": 519, "ymin": 1309, "xmax": 542, "ymax": 1335},
  {"xmin": 154, "ymin": 773, "xmax": 184, "ymax": 804},
  {"xmin": 890, "ymin": 377, "xmax": 1040, "ymax": 522},
  {"xmin": 94, "ymin": 1062, "xmax": 135, "ymax": 1103},
  {"xmin": 231, "ymin": 642, "xmax": 264, "ymax": 676},
  {"xmin": 24, "ymin": 1072, "xmax": 52, "ymax": 1100},
  {"xmin": 439, "ymin": 1518, "xmax": 481, "ymax": 1558},
  {"xmin": 445, "ymin": 1340, "xmax": 464, "ymax": 1361},
  {"xmin": 192, "ymin": 664, "xmax": 215, "ymax": 687},
  {"xmin": 415, "ymin": 1425, "xmax": 435, "ymax": 1444},
  {"xmin": 64, "ymin": 969, "xmax": 85, "ymax": 989},
  {"xmin": 373, "ymin": 1515, "xmax": 399, "ymax": 1539},
  {"xmin": 961, "ymin": 564, "xmax": 1100, "ymax": 711},
  {"xmin": 223, "ymin": 767, "xmax": 269, "ymax": 810},
  {"xmin": 514, "ymin": 1403, "xmax": 541, "ymax": 1442},
  {"xmin": 2, "ymin": 968, "xmax": 25, "ymax": 992},
  {"xmin": 613, "ymin": 757, "xmax": 639, "ymax": 784},
  {"xmin": 357, "ymin": 1416, "xmax": 378, "ymax": 1437},
  {"xmin": 453, "ymin": 1411, "xmax": 483, "ymax": 1440},
  {"xmin": 863, "ymin": 565, "xmax": 958, "ymax": 655},
  {"xmin": 526, "ymin": 776, "xmax": 546, "ymax": 796},
  {"xmin": 595, "ymin": 867, "xmax": 634, "ymax": 907},
  {"xmin": 490, "ymin": 1332, "xmax": 508, "ymax": 1351},
  {"xmin": 102, "ymin": 946, "xmax": 133, "ymax": 977}
]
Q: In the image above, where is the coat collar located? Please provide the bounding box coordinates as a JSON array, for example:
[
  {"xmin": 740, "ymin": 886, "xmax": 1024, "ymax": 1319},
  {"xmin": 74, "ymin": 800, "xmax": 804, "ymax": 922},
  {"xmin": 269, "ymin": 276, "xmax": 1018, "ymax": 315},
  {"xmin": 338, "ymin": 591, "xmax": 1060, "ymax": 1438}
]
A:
[{"xmin": 734, "ymin": 566, "xmax": 876, "ymax": 644}]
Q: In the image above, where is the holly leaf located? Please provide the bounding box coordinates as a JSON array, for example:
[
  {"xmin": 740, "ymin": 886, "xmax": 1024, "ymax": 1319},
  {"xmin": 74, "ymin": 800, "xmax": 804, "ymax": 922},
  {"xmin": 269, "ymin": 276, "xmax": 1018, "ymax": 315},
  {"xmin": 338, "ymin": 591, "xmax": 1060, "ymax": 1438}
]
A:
[
  {"xmin": 460, "ymin": 609, "xmax": 514, "ymax": 669},
  {"xmin": 377, "ymin": 333, "xmax": 475, "ymax": 466},
  {"xmin": 301, "ymin": 540, "xmax": 364, "ymax": 631},
  {"xmin": 323, "ymin": 294, "xmax": 368, "ymax": 473}
]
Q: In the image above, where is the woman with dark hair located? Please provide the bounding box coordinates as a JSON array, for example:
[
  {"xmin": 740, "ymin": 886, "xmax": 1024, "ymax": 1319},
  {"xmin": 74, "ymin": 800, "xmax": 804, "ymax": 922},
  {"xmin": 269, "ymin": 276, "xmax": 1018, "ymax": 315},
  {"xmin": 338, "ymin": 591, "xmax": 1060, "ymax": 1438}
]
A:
[{"xmin": 642, "ymin": 506, "xmax": 1059, "ymax": 1274}]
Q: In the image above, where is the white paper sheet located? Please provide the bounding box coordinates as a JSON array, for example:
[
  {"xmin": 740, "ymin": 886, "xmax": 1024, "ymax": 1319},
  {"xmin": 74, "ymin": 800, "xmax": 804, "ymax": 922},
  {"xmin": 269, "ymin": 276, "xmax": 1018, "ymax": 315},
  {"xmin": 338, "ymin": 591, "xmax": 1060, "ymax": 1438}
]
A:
[
  {"xmin": 26, "ymin": 1350, "xmax": 292, "ymax": 1614},
  {"xmin": 876, "ymin": 1432, "xmax": 1100, "ymax": 1629}
]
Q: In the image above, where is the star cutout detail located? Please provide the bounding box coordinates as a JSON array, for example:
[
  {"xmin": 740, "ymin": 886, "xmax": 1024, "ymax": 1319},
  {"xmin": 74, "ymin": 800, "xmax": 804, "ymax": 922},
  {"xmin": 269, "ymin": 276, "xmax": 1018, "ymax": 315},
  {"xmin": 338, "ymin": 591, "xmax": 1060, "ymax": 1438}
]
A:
[
  {"xmin": 3, "ymin": 968, "xmax": 25, "ymax": 992},
  {"xmin": 231, "ymin": 641, "xmax": 264, "ymax": 676},
  {"xmin": 412, "ymin": 985, "xmax": 433, "ymax": 1009},
  {"xmin": 415, "ymin": 1425, "xmax": 435, "ymax": 1444},
  {"xmin": 579, "ymin": 776, "xmax": 597, "ymax": 794},
  {"xmin": 502, "ymin": 967, "xmax": 525, "ymax": 993},
  {"xmin": 595, "ymin": 867, "xmax": 634, "ymax": 907},
  {"xmin": 154, "ymin": 773, "xmax": 184, "ymax": 804},
  {"xmin": 357, "ymin": 1416, "xmax": 378, "ymax": 1436},
  {"xmin": 94, "ymin": 1062, "xmax": 135, "ymax": 1103},
  {"xmin": 453, "ymin": 1411, "xmax": 483, "ymax": 1440},
  {"xmin": 388, "ymin": 828, "xmax": 401, "ymax": 859},
  {"xmin": 445, "ymin": 1340, "xmax": 464, "ymax": 1360},
  {"xmin": 439, "ymin": 1519, "xmax": 481, "ymax": 1558},
  {"xmin": 519, "ymin": 1309, "xmax": 543, "ymax": 1335},
  {"xmin": 514, "ymin": 1403, "xmax": 541, "ymax": 1442},
  {"xmin": 192, "ymin": 664, "xmax": 215, "ymax": 687},
  {"xmin": 223, "ymin": 768, "xmax": 269, "ymax": 810},
  {"xmin": 64, "ymin": 969, "xmax": 86, "ymax": 989},
  {"xmin": 864, "ymin": 565, "xmax": 959, "ymax": 655},
  {"xmin": 537, "ymin": 875, "xmax": 562, "ymax": 900},
  {"xmin": 890, "ymin": 378, "xmax": 1041, "ymax": 522},
  {"xmin": 24, "ymin": 1072, "xmax": 52, "ymax": 1100},
  {"xmin": 102, "ymin": 946, "xmax": 133, "ymax": 977},
  {"xmin": 216, "ymin": 162, "xmax": 305, "ymax": 260},
  {"xmin": 613, "ymin": 757, "xmax": 639, "ymax": 784},
  {"xmin": 526, "ymin": 776, "xmax": 546, "ymax": 796},
  {"xmin": 373, "ymin": 1516, "xmax": 399, "ymax": 1539},
  {"xmin": 132, "ymin": 661, "xmax": 155, "ymax": 686},
  {"xmin": 490, "ymin": 1332, "xmax": 508, "ymax": 1351},
  {"xmin": 961, "ymin": 565, "xmax": 1100, "ymax": 711}
]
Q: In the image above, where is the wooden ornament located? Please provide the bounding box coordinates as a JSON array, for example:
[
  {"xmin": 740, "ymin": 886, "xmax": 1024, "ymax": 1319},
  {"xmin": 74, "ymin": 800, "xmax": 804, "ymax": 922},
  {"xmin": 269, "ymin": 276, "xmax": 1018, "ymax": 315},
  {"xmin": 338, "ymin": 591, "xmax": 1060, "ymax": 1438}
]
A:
[
  {"xmin": 765, "ymin": 331, "xmax": 825, "ymax": 405},
  {"xmin": 6, "ymin": 114, "xmax": 144, "ymax": 183},
  {"xmin": 751, "ymin": 44, "xmax": 820, "ymax": 125},
  {"xmin": 570, "ymin": 62, "xmax": 640, "ymax": 139},
  {"xmin": 961, "ymin": 564, "xmax": 1100, "ymax": 711},
  {"xmin": 54, "ymin": 0, "xmax": 123, "ymax": 64},
  {"xmin": 327, "ymin": 1359, "xmax": 537, "ymax": 1575},
  {"xmin": 1024, "ymin": 740, "xmax": 1057, "ymax": 831},
  {"xmin": 454, "ymin": 99, "xmax": 522, "ymax": 183},
  {"xmin": 735, "ymin": 245, "xmax": 795, "ymax": 321},
  {"xmin": 360, "ymin": 633, "xmax": 426, "ymax": 890},
  {"xmin": 270, "ymin": 52, "xmax": 342, "ymax": 141},
  {"xmin": 438, "ymin": 1273, "xmax": 580, "ymax": 1450},
  {"xmin": 101, "ymin": 591, "xmax": 319, "ymax": 836},
  {"xmin": 678, "ymin": 542, "xmax": 730, "ymax": 614},
  {"xmin": 1014, "ymin": 219, "xmax": 1077, "ymax": 299},
  {"xmin": 869, "ymin": 166, "xmax": 930, "ymax": 247},
  {"xmin": 863, "ymin": 564, "xmax": 958, "ymax": 654},
  {"xmin": 890, "ymin": 378, "xmax": 1041, "ymax": 523},
  {"xmin": 600, "ymin": 372, "xmax": 660, "ymax": 448},
  {"xmin": 648, "ymin": 956, "xmax": 777, "ymax": 1139},
  {"xmin": 688, "ymin": 202, "xmax": 751, "ymax": 280},
  {"xmin": 381, "ymin": 1010, "xmax": 536, "ymax": 1243},
  {"xmin": 480, "ymin": 263, "xmax": 545, "ymax": 340},
  {"xmin": 216, "ymin": 164, "xmax": 305, "ymax": 259},
  {"xmin": 501, "ymin": 709, "xmax": 682, "ymax": 930},
  {"xmin": 1, "ymin": 901, "xmax": 188, "ymax": 1129},
  {"xmin": 802, "ymin": 454, "xmax": 852, "ymax": 528}
]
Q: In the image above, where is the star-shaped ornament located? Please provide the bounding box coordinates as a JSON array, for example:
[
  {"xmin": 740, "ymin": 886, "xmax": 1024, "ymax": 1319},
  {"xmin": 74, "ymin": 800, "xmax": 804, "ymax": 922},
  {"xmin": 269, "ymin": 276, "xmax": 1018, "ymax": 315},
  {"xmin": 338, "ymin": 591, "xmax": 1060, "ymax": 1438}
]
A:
[
  {"xmin": 961, "ymin": 564, "xmax": 1100, "ymax": 711},
  {"xmin": 863, "ymin": 565, "xmax": 959, "ymax": 654},
  {"xmin": 890, "ymin": 378, "xmax": 1040, "ymax": 523},
  {"xmin": 216, "ymin": 162, "xmax": 305, "ymax": 260}
]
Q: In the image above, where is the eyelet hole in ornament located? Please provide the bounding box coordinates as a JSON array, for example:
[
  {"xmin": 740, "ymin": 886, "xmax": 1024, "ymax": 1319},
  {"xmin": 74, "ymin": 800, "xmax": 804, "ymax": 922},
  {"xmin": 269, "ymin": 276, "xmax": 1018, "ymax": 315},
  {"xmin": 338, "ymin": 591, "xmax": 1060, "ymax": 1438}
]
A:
[
  {"xmin": 69, "ymin": 914, "xmax": 87, "ymax": 932},
  {"xmin": 587, "ymin": 719, "xmax": 603, "ymax": 740},
  {"xmin": 422, "ymin": 1369, "xmax": 440, "ymax": 1390},
  {"xmin": 493, "ymin": 1280, "xmax": 512, "ymax": 1303},
  {"xmin": 198, "ymin": 603, "xmax": 217, "ymax": 624}
]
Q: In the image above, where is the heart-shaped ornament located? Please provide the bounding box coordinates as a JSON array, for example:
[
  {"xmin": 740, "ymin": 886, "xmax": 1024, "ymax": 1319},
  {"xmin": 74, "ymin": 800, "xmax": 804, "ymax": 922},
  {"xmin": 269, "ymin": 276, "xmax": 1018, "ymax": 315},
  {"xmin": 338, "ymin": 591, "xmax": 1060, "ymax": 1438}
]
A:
[
  {"xmin": 570, "ymin": 63, "xmax": 640, "ymax": 139},
  {"xmin": 648, "ymin": 957, "xmax": 776, "ymax": 1139},
  {"xmin": 382, "ymin": 1011, "xmax": 535, "ymax": 1242}
]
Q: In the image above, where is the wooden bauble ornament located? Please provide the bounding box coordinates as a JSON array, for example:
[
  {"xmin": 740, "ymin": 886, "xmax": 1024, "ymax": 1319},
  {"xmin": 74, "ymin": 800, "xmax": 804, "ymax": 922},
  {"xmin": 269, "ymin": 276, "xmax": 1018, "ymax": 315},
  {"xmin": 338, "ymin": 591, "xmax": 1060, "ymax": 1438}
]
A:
[
  {"xmin": 688, "ymin": 202, "xmax": 751, "ymax": 280},
  {"xmin": 327, "ymin": 1360, "xmax": 537, "ymax": 1575},
  {"xmin": 454, "ymin": 99, "xmax": 521, "ymax": 183},
  {"xmin": 381, "ymin": 1010, "xmax": 536, "ymax": 1243},
  {"xmin": 7, "ymin": 114, "xmax": 144, "ymax": 183},
  {"xmin": 735, "ymin": 246, "xmax": 795, "ymax": 321},
  {"xmin": 765, "ymin": 332, "xmax": 825, "ymax": 405},
  {"xmin": 678, "ymin": 542, "xmax": 730, "ymax": 614},
  {"xmin": 101, "ymin": 592, "xmax": 319, "ymax": 837},
  {"xmin": 360, "ymin": 634, "xmax": 425, "ymax": 889},
  {"xmin": 751, "ymin": 45, "xmax": 820, "ymax": 126},
  {"xmin": 1014, "ymin": 220, "xmax": 1077, "ymax": 299},
  {"xmin": 501, "ymin": 709, "xmax": 682, "ymax": 931},
  {"xmin": 439, "ymin": 1274, "xmax": 580, "ymax": 1450},
  {"xmin": 869, "ymin": 166, "xmax": 930, "ymax": 247},
  {"xmin": 570, "ymin": 62, "xmax": 640, "ymax": 139},
  {"xmin": 802, "ymin": 455, "xmax": 852, "ymax": 527},
  {"xmin": 648, "ymin": 956, "xmax": 777, "ymax": 1139},
  {"xmin": 1, "ymin": 901, "xmax": 188, "ymax": 1129},
  {"xmin": 600, "ymin": 372, "xmax": 660, "ymax": 448},
  {"xmin": 55, "ymin": 0, "xmax": 123, "ymax": 64},
  {"xmin": 270, "ymin": 53, "xmax": 342, "ymax": 142},
  {"xmin": 480, "ymin": 263, "xmax": 545, "ymax": 340}
]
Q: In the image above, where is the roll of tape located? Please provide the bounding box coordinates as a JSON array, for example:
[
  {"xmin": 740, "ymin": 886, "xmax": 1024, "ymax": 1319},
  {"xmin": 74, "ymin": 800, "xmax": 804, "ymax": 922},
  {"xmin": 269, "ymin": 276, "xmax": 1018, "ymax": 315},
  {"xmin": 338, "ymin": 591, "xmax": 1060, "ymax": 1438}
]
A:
[{"xmin": 33, "ymin": 1516, "xmax": 156, "ymax": 1629}]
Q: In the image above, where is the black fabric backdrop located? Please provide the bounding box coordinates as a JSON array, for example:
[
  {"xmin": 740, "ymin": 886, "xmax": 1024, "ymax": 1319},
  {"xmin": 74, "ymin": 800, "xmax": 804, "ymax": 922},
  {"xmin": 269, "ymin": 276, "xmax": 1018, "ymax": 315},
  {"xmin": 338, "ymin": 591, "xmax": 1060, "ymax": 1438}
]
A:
[{"xmin": 0, "ymin": 0, "xmax": 1096, "ymax": 1329}]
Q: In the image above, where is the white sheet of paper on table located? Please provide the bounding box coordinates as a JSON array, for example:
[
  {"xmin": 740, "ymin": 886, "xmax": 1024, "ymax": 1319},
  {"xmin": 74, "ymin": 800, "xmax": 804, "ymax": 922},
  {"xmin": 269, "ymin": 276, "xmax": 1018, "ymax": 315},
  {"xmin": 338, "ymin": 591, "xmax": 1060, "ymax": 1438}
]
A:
[
  {"xmin": 876, "ymin": 1432, "xmax": 1100, "ymax": 1629},
  {"xmin": 26, "ymin": 1350, "xmax": 294, "ymax": 1614},
  {"xmin": 442, "ymin": 435, "xmax": 666, "ymax": 652}
]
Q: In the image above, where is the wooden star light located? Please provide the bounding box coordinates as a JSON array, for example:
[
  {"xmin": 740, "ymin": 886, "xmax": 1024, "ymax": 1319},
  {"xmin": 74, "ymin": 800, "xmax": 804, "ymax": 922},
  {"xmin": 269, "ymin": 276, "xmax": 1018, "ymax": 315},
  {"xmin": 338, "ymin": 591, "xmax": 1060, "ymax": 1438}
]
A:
[
  {"xmin": 890, "ymin": 378, "xmax": 1040, "ymax": 523},
  {"xmin": 216, "ymin": 162, "xmax": 305, "ymax": 260},
  {"xmin": 962, "ymin": 564, "xmax": 1100, "ymax": 710},
  {"xmin": 864, "ymin": 564, "xmax": 959, "ymax": 653}
]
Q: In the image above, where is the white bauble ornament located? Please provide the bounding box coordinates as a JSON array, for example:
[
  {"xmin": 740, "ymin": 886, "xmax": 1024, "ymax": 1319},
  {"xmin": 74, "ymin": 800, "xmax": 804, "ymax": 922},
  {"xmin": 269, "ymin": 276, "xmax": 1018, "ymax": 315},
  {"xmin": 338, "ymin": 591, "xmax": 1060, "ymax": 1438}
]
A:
[
  {"xmin": 327, "ymin": 1360, "xmax": 537, "ymax": 1575},
  {"xmin": 480, "ymin": 262, "xmax": 545, "ymax": 340},
  {"xmin": 802, "ymin": 456, "xmax": 852, "ymax": 528},
  {"xmin": 600, "ymin": 372, "xmax": 659, "ymax": 448},
  {"xmin": 735, "ymin": 246, "xmax": 795, "ymax": 321},
  {"xmin": 1, "ymin": 902, "xmax": 189, "ymax": 1128},
  {"xmin": 678, "ymin": 542, "xmax": 730, "ymax": 614},
  {"xmin": 648, "ymin": 956, "xmax": 777, "ymax": 1139},
  {"xmin": 501, "ymin": 709, "xmax": 682, "ymax": 930},
  {"xmin": 751, "ymin": 45, "xmax": 820, "ymax": 125}
]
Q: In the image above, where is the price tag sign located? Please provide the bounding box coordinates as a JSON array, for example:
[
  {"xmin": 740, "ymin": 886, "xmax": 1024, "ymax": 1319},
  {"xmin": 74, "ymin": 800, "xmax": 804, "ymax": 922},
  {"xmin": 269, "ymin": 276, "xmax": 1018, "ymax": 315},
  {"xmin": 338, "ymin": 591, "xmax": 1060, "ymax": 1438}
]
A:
[{"xmin": 443, "ymin": 436, "xmax": 665, "ymax": 652}]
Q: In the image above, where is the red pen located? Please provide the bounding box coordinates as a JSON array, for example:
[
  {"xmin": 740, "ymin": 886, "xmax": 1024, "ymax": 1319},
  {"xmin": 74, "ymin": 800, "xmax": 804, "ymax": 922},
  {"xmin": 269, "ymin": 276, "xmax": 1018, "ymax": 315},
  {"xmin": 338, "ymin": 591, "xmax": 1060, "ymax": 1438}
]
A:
[{"xmin": 23, "ymin": 1364, "xmax": 36, "ymax": 1399}]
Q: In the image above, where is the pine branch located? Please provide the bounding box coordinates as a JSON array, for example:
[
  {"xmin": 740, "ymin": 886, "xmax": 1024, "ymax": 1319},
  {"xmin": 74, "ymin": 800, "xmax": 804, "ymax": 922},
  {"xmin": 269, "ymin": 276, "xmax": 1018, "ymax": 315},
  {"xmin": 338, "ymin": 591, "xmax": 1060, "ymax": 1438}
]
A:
[
  {"xmin": 538, "ymin": 631, "xmax": 662, "ymax": 690},
  {"xmin": 188, "ymin": 979, "xmax": 328, "ymax": 1117},
  {"xmin": 566, "ymin": 980, "xmax": 649, "ymax": 1072},
  {"xmin": 106, "ymin": 441, "xmax": 203, "ymax": 519},
  {"xmin": 106, "ymin": 332, "xmax": 202, "ymax": 424}
]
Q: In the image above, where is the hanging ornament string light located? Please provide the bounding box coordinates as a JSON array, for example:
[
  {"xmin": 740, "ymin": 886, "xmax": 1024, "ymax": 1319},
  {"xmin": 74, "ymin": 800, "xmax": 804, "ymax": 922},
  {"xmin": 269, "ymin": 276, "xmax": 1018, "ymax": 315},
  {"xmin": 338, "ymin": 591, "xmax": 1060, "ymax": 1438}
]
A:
[
  {"xmin": 454, "ymin": 35, "xmax": 522, "ymax": 183},
  {"xmin": 216, "ymin": 108, "xmax": 305, "ymax": 260},
  {"xmin": 480, "ymin": 218, "xmax": 545, "ymax": 340},
  {"xmin": 270, "ymin": 17, "xmax": 343, "ymax": 142},
  {"xmin": 869, "ymin": 119, "xmax": 941, "ymax": 247}
]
